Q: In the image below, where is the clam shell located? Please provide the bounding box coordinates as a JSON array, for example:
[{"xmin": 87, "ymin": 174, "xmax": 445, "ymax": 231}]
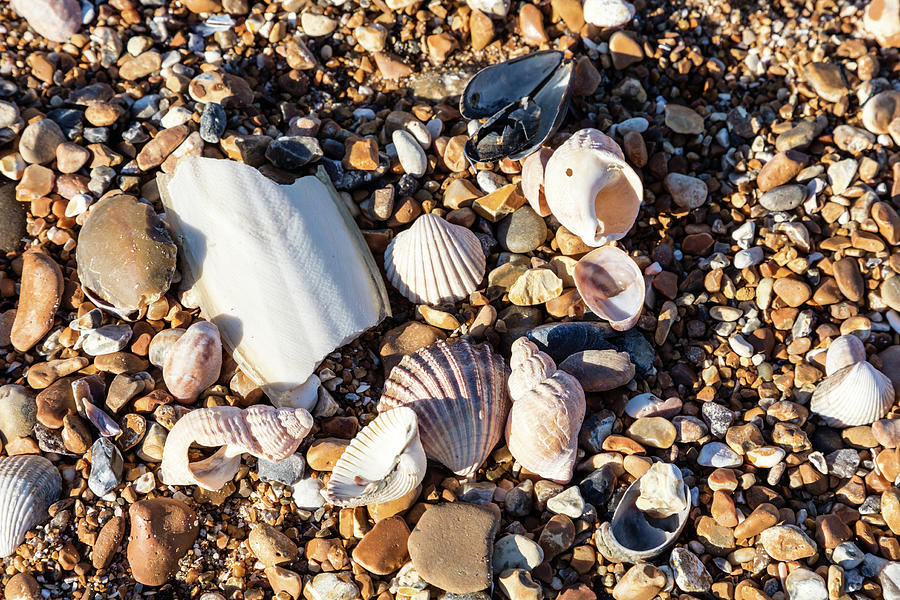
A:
[
  {"xmin": 595, "ymin": 461, "xmax": 690, "ymax": 563},
  {"xmin": 160, "ymin": 405, "xmax": 314, "ymax": 490},
  {"xmin": 149, "ymin": 328, "xmax": 186, "ymax": 368},
  {"xmin": 0, "ymin": 456, "xmax": 62, "ymax": 557},
  {"xmin": 574, "ymin": 246, "xmax": 645, "ymax": 331},
  {"xmin": 326, "ymin": 406, "xmax": 426, "ymax": 507},
  {"xmin": 384, "ymin": 213, "xmax": 486, "ymax": 305},
  {"xmin": 825, "ymin": 334, "xmax": 866, "ymax": 376},
  {"xmin": 544, "ymin": 129, "xmax": 643, "ymax": 247},
  {"xmin": 521, "ymin": 149, "xmax": 553, "ymax": 217},
  {"xmin": 810, "ymin": 361, "xmax": 894, "ymax": 428},
  {"xmin": 378, "ymin": 339, "xmax": 509, "ymax": 477},
  {"xmin": 505, "ymin": 338, "xmax": 585, "ymax": 483},
  {"xmin": 162, "ymin": 321, "xmax": 222, "ymax": 403}
]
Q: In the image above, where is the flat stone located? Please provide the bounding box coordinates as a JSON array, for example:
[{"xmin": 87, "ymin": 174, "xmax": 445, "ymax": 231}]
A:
[
  {"xmin": 757, "ymin": 150, "xmax": 808, "ymax": 192},
  {"xmin": 136, "ymin": 125, "xmax": 189, "ymax": 170},
  {"xmin": 492, "ymin": 534, "xmax": 544, "ymax": 573},
  {"xmin": 11, "ymin": 250, "xmax": 62, "ymax": 352},
  {"xmin": 805, "ymin": 62, "xmax": 848, "ymax": 102},
  {"xmin": 775, "ymin": 121, "xmax": 818, "ymax": 152},
  {"xmin": 559, "ymin": 350, "xmax": 634, "ymax": 392},
  {"xmin": 352, "ymin": 516, "xmax": 410, "ymax": 575},
  {"xmin": 697, "ymin": 442, "xmax": 742, "ymax": 468},
  {"xmin": 249, "ymin": 524, "xmax": 299, "ymax": 567},
  {"xmin": 664, "ymin": 173, "xmax": 708, "ymax": 208},
  {"xmin": 773, "ymin": 277, "xmax": 812, "ymax": 307},
  {"xmin": 119, "ymin": 51, "xmax": 161, "ymax": 80},
  {"xmin": 833, "ymin": 257, "xmax": 864, "ymax": 302},
  {"xmin": 127, "ymin": 498, "xmax": 199, "ymax": 586},
  {"xmin": 760, "ymin": 184, "xmax": 806, "ymax": 211},
  {"xmin": 92, "ymin": 515, "xmax": 126, "ymax": 569},
  {"xmin": 627, "ymin": 417, "xmax": 677, "ymax": 449},
  {"xmin": 664, "ymin": 104, "xmax": 704, "ymax": 134},
  {"xmin": 759, "ymin": 524, "xmax": 817, "ymax": 560}
]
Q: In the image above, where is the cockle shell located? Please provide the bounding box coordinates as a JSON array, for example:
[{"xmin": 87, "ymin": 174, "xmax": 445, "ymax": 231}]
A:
[
  {"xmin": 158, "ymin": 157, "xmax": 390, "ymax": 411},
  {"xmin": 378, "ymin": 339, "xmax": 509, "ymax": 477},
  {"xmin": 544, "ymin": 128, "xmax": 643, "ymax": 247},
  {"xmin": 160, "ymin": 405, "xmax": 314, "ymax": 491},
  {"xmin": 521, "ymin": 148, "xmax": 553, "ymax": 217},
  {"xmin": 595, "ymin": 461, "xmax": 690, "ymax": 563},
  {"xmin": 811, "ymin": 360, "xmax": 894, "ymax": 428},
  {"xmin": 384, "ymin": 213, "xmax": 486, "ymax": 305},
  {"xmin": 505, "ymin": 338, "xmax": 585, "ymax": 483},
  {"xmin": 162, "ymin": 321, "xmax": 222, "ymax": 403},
  {"xmin": 326, "ymin": 407, "xmax": 426, "ymax": 507},
  {"xmin": 574, "ymin": 246, "xmax": 645, "ymax": 331},
  {"xmin": 825, "ymin": 334, "xmax": 866, "ymax": 376},
  {"xmin": 0, "ymin": 455, "xmax": 62, "ymax": 557}
]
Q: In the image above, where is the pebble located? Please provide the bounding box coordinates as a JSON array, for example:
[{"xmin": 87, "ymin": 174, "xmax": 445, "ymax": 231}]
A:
[
  {"xmin": 92, "ymin": 516, "xmax": 126, "ymax": 569},
  {"xmin": 733, "ymin": 247, "xmax": 763, "ymax": 269},
  {"xmin": 199, "ymin": 103, "xmax": 227, "ymax": 144},
  {"xmin": 828, "ymin": 158, "xmax": 858, "ymax": 195},
  {"xmin": 865, "ymin": 0, "xmax": 900, "ymax": 47},
  {"xmin": 88, "ymin": 437, "xmax": 123, "ymax": 497},
  {"xmin": 352, "ymin": 516, "xmax": 410, "ymax": 575},
  {"xmin": 497, "ymin": 569, "xmax": 542, "ymax": 600},
  {"xmin": 19, "ymin": 118, "xmax": 65, "ymax": 164},
  {"xmin": 11, "ymin": 251, "xmax": 63, "ymax": 352},
  {"xmin": 0, "ymin": 385, "xmax": 37, "ymax": 443},
  {"xmin": 627, "ymin": 417, "xmax": 677, "ymax": 449},
  {"xmin": 612, "ymin": 563, "xmax": 666, "ymax": 600},
  {"xmin": 249, "ymin": 524, "xmax": 299, "ymax": 567},
  {"xmin": 862, "ymin": 90, "xmax": 900, "ymax": 134},
  {"xmin": 82, "ymin": 324, "xmax": 133, "ymax": 356},
  {"xmin": 493, "ymin": 534, "xmax": 544, "ymax": 573},
  {"xmin": 538, "ymin": 514, "xmax": 574, "ymax": 559},
  {"xmin": 785, "ymin": 567, "xmax": 827, "ymax": 600},
  {"xmin": 609, "ymin": 31, "xmax": 643, "ymax": 70},
  {"xmin": 4, "ymin": 573, "xmax": 40, "ymax": 600},
  {"xmin": 776, "ymin": 120, "xmax": 819, "ymax": 151},
  {"xmin": 546, "ymin": 486, "xmax": 585, "ymax": 518},
  {"xmin": 697, "ymin": 442, "xmax": 742, "ymax": 468},
  {"xmin": 497, "ymin": 206, "xmax": 547, "ymax": 253},
  {"xmin": 882, "ymin": 276, "xmax": 900, "ymax": 312},
  {"xmin": 670, "ymin": 547, "xmax": 712, "ymax": 592},
  {"xmin": 292, "ymin": 476, "xmax": 326, "ymax": 510},
  {"xmin": 301, "ymin": 12, "xmax": 338, "ymax": 37},
  {"xmin": 583, "ymin": 0, "xmax": 634, "ymax": 28},
  {"xmin": 258, "ymin": 453, "xmax": 306, "ymax": 486},
  {"xmin": 804, "ymin": 62, "xmax": 848, "ymax": 102},
  {"xmin": 392, "ymin": 130, "xmax": 427, "ymax": 177},
  {"xmin": 760, "ymin": 184, "xmax": 806, "ymax": 211},
  {"xmin": 265, "ymin": 136, "xmax": 322, "ymax": 170},
  {"xmin": 307, "ymin": 573, "xmax": 359, "ymax": 600},
  {"xmin": 265, "ymin": 567, "xmax": 302, "ymax": 600},
  {"xmin": 508, "ymin": 269, "xmax": 563, "ymax": 305},
  {"xmin": 874, "ymin": 419, "xmax": 900, "ymax": 448},
  {"xmin": 664, "ymin": 104, "xmax": 705, "ymax": 134},
  {"xmin": 757, "ymin": 150, "xmax": 808, "ymax": 192},
  {"xmin": 833, "ymin": 542, "xmax": 864, "ymax": 569},
  {"xmin": 833, "ymin": 258, "xmax": 864, "ymax": 302},
  {"xmin": 127, "ymin": 498, "xmax": 199, "ymax": 586},
  {"xmin": 354, "ymin": 24, "xmax": 389, "ymax": 52},
  {"xmin": 0, "ymin": 183, "xmax": 25, "ymax": 253},
  {"xmin": 773, "ymin": 277, "xmax": 812, "ymax": 307},
  {"xmin": 759, "ymin": 525, "xmax": 817, "ymax": 560},
  {"xmin": 664, "ymin": 173, "xmax": 708, "ymax": 208}
]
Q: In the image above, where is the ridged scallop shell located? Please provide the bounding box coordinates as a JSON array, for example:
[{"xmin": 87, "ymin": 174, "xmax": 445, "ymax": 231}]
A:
[
  {"xmin": 574, "ymin": 246, "xmax": 645, "ymax": 331},
  {"xmin": 0, "ymin": 456, "xmax": 62, "ymax": 557},
  {"xmin": 326, "ymin": 407, "xmax": 426, "ymax": 507},
  {"xmin": 595, "ymin": 461, "xmax": 690, "ymax": 563},
  {"xmin": 825, "ymin": 334, "xmax": 866, "ymax": 376},
  {"xmin": 544, "ymin": 128, "xmax": 643, "ymax": 247},
  {"xmin": 378, "ymin": 339, "xmax": 509, "ymax": 477},
  {"xmin": 505, "ymin": 338, "xmax": 585, "ymax": 483},
  {"xmin": 810, "ymin": 361, "xmax": 895, "ymax": 428},
  {"xmin": 521, "ymin": 148, "xmax": 553, "ymax": 217},
  {"xmin": 160, "ymin": 405, "xmax": 314, "ymax": 491},
  {"xmin": 384, "ymin": 213, "xmax": 487, "ymax": 305},
  {"xmin": 163, "ymin": 321, "xmax": 223, "ymax": 403}
]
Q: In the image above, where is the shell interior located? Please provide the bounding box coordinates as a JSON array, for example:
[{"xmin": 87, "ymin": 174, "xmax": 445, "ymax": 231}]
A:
[
  {"xmin": 460, "ymin": 50, "xmax": 563, "ymax": 119},
  {"xmin": 574, "ymin": 247, "xmax": 645, "ymax": 330},
  {"xmin": 0, "ymin": 456, "xmax": 62, "ymax": 557}
]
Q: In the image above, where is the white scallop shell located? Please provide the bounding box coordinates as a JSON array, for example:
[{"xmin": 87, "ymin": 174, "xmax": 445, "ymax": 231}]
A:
[
  {"xmin": 325, "ymin": 406, "xmax": 426, "ymax": 507},
  {"xmin": 378, "ymin": 339, "xmax": 509, "ymax": 477},
  {"xmin": 825, "ymin": 334, "xmax": 866, "ymax": 376},
  {"xmin": 574, "ymin": 245, "xmax": 645, "ymax": 331},
  {"xmin": 0, "ymin": 455, "xmax": 62, "ymax": 557},
  {"xmin": 811, "ymin": 361, "xmax": 894, "ymax": 428},
  {"xmin": 544, "ymin": 128, "xmax": 643, "ymax": 247},
  {"xmin": 384, "ymin": 213, "xmax": 486, "ymax": 305}
]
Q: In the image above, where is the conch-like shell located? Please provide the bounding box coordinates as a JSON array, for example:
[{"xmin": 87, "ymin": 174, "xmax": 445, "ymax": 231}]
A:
[
  {"xmin": 158, "ymin": 157, "xmax": 390, "ymax": 410},
  {"xmin": 162, "ymin": 321, "xmax": 222, "ymax": 403},
  {"xmin": 521, "ymin": 148, "xmax": 553, "ymax": 217},
  {"xmin": 595, "ymin": 461, "xmax": 690, "ymax": 563},
  {"xmin": 378, "ymin": 339, "xmax": 509, "ymax": 477},
  {"xmin": 505, "ymin": 338, "xmax": 585, "ymax": 483},
  {"xmin": 574, "ymin": 246, "xmax": 645, "ymax": 331},
  {"xmin": 0, "ymin": 456, "xmax": 62, "ymax": 557},
  {"xmin": 160, "ymin": 405, "xmax": 314, "ymax": 491},
  {"xmin": 326, "ymin": 407, "xmax": 426, "ymax": 507},
  {"xmin": 825, "ymin": 335, "xmax": 866, "ymax": 376},
  {"xmin": 811, "ymin": 360, "xmax": 894, "ymax": 428},
  {"xmin": 384, "ymin": 213, "xmax": 486, "ymax": 305},
  {"xmin": 544, "ymin": 128, "xmax": 643, "ymax": 247}
]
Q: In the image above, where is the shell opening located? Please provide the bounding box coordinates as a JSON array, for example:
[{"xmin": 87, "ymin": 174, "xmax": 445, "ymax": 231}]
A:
[{"xmin": 576, "ymin": 261, "xmax": 638, "ymax": 322}]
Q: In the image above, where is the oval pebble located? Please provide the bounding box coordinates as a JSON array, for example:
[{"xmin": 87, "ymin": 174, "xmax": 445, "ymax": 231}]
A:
[{"xmin": 392, "ymin": 130, "xmax": 427, "ymax": 177}]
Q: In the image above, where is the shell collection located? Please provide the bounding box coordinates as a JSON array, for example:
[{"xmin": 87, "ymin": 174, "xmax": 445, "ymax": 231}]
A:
[{"xmin": 0, "ymin": 456, "xmax": 62, "ymax": 557}]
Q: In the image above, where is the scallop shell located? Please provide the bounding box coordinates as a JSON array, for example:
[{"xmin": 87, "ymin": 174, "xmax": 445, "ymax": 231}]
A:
[
  {"xmin": 520, "ymin": 148, "xmax": 553, "ymax": 217},
  {"xmin": 505, "ymin": 338, "xmax": 585, "ymax": 483},
  {"xmin": 0, "ymin": 456, "xmax": 62, "ymax": 557},
  {"xmin": 825, "ymin": 334, "xmax": 866, "ymax": 376},
  {"xmin": 574, "ymin": 246, "xmax": 645, "ymax": 331},
  {"xmin": 384, "ymin": 213, "xmax": 486, "ymax": 305},
  {"xmin": 326, "ymin": 407, "xmax": 426, "ymax": 507},
  {"xmin": 378, "ymin": 339, "xmax": 509, "ymax": 477},
  {"xmin": 162, "ymin": 321, "xmax": 223, "ymax": 403},
  {"xmin": 595, "ymin": 461, "xmax": 690, "ymax": 563},
  {"xmin": 544, "ymin": 129, "xmax": 643, "ymax": 247},
  {"xmin": 810, "ymin": 360, "xmax": 895, "ymax": 428},
  {"xmin": 160, "ymin": 405, "xmax": 314, "ymax": 491}
]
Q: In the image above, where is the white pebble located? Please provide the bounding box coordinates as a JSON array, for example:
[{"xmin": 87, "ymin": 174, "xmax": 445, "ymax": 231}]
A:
[{"xmin": 392, "ymin": 130, "xmax": 427, "ymax": 177}]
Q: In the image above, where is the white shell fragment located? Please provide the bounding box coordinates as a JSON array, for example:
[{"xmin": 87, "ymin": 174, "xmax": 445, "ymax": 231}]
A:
[
  {"xmin": 0, "ymin": 455, "xmax": 62, "ymax": 557},
  {"xmin": 326, "ymin": 407, "xmax": 426, "ymax": 507},
  {"xmin": 811, "ymin": 360, "xmax": 894, "ymax": 428},
  {"xmin": 634, "ymin": 462, "xmax": 688, "ymax": 517},
  {"xmin": 384, "ymin": 213, "xmax": 487, "ymax": 305},
  {"xmin": 158, "ymin": 157, "xmax": 390, "ymax": 410},
  {"xmin": 160, "ymin": 405, "xmax": 314, "ymax": 491}
]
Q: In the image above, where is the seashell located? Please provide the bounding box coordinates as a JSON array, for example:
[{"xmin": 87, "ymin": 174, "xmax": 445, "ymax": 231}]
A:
[
  {"xmin": 76, "ymin": 195, "xmax": 177, "ymax": 321},
  {"xmin": 384, "ymin": 213, "xmax": 486, "ymax": 305},
  {"xmin": 810, "ymin": 360, "xmax": 894, "ymax": 428},
  {"xmin": 825, "ymin": 334, "xmax": 866, "ymax": 376},
  {"xmin": 544, "ymin": 129, "xmax": 643, "ymax": 247},
  {"xmin": 378, "ymin": 339, "xmax": 509, "ymax": 477},
  {"xmin": 325, "ymin": 407, "xmax": 426, "ymax": 507},
  {"xmin": 158, "ymin": 157, "xmax": 390, "ymax": 410},
  {"xmin": 520, "ymin": 148, "xmax": 553, "ymax": 217},
  {"xmin": 0, "ymin": 455, "xmax": 62, "ymax": 557},
  {"xmin": 11, "ymin": 0, "xmax": 81, "ymax": 43},
  {"xmin": 160, "ymin": 404, "xmax": 314, "ymax": 491},
  {"xmin": 574, "ymin": 246, "xmax": 645, "ymax": 331},
  {"xmin": 505, "ymin": 338, "xmax": 585, "ymax": 483},
  {"xmin": 149, "ymin": 328, "xmax": 186, "ymax": 368},
  {"xmin": 162, "ymin": 321, "xmax": 223, "ymax": 403},
  {"xmin": 595, "ymin": 461, "xmax": 690, "ymax": 563},
  {"xmin": 80, "ymin": 398, "xmax": 121, "ymax": 437},
  {"xmin": 861, "ymin": 90, "xmax": 900, "ymax": 135}
]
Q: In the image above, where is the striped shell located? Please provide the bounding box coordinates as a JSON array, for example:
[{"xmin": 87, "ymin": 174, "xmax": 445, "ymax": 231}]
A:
[
  {"xmin": 0, "ymin": 456, "xmax": 62, "ymax": 557},
  {"xmin": 825, "ymin": 334, "xmax": 866, "ymax": 376},
  {"xmin": 378, "ymin": 339, "xmax": 509, "ymax": 477},
  {"xmin": 505, "ymin": 338, "xmax": 585, "ymax": 483},
  {"xmin": 384, "ymin": 213, "xmax": 486, "ymax": 305},
  {"xmin": 160, "ymin": 405, "xmax": 314, "ymax": 490},
  {"xmin": 811, "ymin": 361, "xmax": 894, "ymax": 428},
  {"xmin": 326, "ymin": 407, "xmax": 426, "ymax": 507},
  {"xmin": 163, "ymin": 321, "xmax": 223, "ymax": 403}
]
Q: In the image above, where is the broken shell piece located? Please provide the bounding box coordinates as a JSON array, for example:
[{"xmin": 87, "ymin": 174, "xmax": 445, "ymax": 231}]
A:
[
  {"xmin": 160, "ymin": 405, "xmax": 314, "ymax": 491},
  {"xmin": 595, "ymin": 461, "xmax": 690, "ymax": 563},
  {"xmin": 520, "ymin": 148, "xmax": 553, "ymax": 217},
  {"xmin": 634, "ymin": 462, "xmax": 688, "ymax": 518},
  {"xmin": 810, "ymin": 360, "xmax": 894, "ymax": 428},
  {"xmin": 825, "ymin": 334, "xmax": 866, "ymax": 376},
  {"xmin": 574, "ymin": 246, "xmax": 645, "ymax": 331},
  {"xmin": 149, "ymin": 328, "xmax": 186, "ymax": 368},
  {"xmin": 384, "ymin": 213, "xmax": 486, "ymax": 305},
  {"xmin": 325, "ymin": 407, "xmax": 426, "ymax": 507},
  {"xmin": 162, "ymin": 321, "xmax": 222, "ymax": 403},
  {"xmin": 80, "ymin": 398, "xmax": 121, "ymax": 437},
  {"xmin": 0, "ymin": 455, "xmax": 62, "ymax": 557},
  {"xmin": 505, "ymin": 338, "xmax": 585, "ymax": 483},
  {"xmin": 544, "ymin": 129, "xmax": 643, "ymax": 247}
]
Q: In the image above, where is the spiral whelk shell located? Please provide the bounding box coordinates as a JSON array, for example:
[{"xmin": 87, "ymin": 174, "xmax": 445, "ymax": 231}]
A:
[
  {"xmin": 160, "ymin": 405, "xmax": 314, "ymax": 490},
  {"xmin": 0, "ymin": 455, "xmax": 62, "ymax": 557},
  {"xmin": 574, "ymin": 246, "xmax": 645, "ymax": 331},
  {"xmin": 326, "ymin": 406, "xmax": 426, "ymax": 507},
  {"xmin": 378, "ymin": 339, "xmax": 509, "ymax": 477},
  {"xmin": 505, "ymin": 338, "xmax": 585, "ymax": 483}
]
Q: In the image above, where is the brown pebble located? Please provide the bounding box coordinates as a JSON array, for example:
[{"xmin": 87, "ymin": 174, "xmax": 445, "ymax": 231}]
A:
[
  {"xmin": 93, "ymin": 515, "xmax": 126, "ymax": 569},
  {"xmin": 249, "ymin": 523, "xmax": 299, "ymax": 567},
  {"xmin": 127, "ymin": 498, "xmax": 199, "ymax": 586},
  {"xmin": 10, "ymin": 250, "xmax": 63, "ymax": 352},
  {"xmin": 352, "ymin": 516, "xmax": 410, "ymax": 575},
  {"xmin": 4, "ymin": 573, "xmax": 40, "ymax": 600}
]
